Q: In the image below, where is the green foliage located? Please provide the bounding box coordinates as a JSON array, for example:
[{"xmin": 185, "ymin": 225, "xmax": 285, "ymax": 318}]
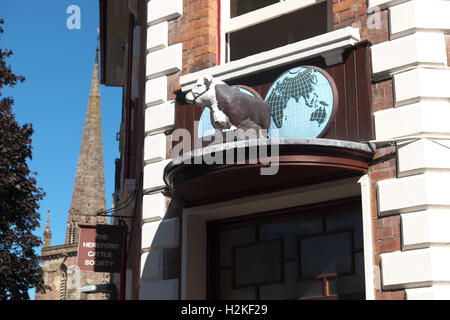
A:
[{"xmin": 0, "ymin": 19, "xmax": 47, "ymax": 300}]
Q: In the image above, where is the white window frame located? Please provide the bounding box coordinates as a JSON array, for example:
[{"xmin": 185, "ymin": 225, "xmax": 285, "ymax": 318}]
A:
[{"xmin": 220, "ymin": 0, "xmax": 331, "ymax": 64}]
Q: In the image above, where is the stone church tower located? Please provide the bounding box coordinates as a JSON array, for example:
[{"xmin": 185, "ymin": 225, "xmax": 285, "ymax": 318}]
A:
[{"xmin": 36, "ymin": 46, "xmax": 110, "ymax": 300}]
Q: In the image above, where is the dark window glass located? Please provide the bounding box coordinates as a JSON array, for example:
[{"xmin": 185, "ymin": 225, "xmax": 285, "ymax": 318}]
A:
[
  {"xmin": 234, "ymin": 241, "xmax": 283, "ymax": 287},
  {"xmin": 229, "ymin": 2, "xmax": 331, "ymax": 61},
  {"xmin": 230, "ymin": 0, "xmax": 279, "ymax": 18},
  {"xmin": 208, "ymin": 199, "xmax": 365, "ymax": 300},
  {"xmin": 299, "ymin": 231, "xmax": 353, "ymax": 278}
]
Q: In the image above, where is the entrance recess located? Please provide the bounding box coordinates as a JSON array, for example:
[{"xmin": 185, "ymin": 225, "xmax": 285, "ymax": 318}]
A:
[{"xmin": 207, "ymin": 197, "xmax": 365, "ymax": 300}]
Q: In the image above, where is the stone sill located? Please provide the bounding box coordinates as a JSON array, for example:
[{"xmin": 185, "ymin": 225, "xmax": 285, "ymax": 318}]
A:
[{"xmin": 179, "ymin": 27, "xmax": 361, "ymax": 92}]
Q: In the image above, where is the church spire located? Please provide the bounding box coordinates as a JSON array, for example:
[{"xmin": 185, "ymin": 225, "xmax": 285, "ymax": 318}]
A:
[
  {"xmin": 66, "ymin": 45, "xmax": 107, "ymax": 244},
  {"xmin": 43, "ymin": 210, "xmax": 51, "ymax": 247}
]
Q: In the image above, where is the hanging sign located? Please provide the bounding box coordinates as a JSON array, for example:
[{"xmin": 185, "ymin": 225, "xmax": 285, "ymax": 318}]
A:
[{"xmin": 76, "ymin": 224, "xmax": 126, "ymax": 273}]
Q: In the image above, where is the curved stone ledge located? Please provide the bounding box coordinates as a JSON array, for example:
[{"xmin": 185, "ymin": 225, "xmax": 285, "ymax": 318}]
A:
[{"xmin": 164, "ymin": 138, "xmax": 375, "ymax": 207}]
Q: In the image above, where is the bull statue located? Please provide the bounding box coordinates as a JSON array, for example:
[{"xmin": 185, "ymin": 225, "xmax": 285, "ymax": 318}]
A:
[{"xmin": 185, "ymin": 75, "xmax": 271, "ymax": 138}]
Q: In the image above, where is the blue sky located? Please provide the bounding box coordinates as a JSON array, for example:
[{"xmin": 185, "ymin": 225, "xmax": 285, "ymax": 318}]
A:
[{"xmin": 1, "ymin": 1, "xmax": 123, "ymax": 298}]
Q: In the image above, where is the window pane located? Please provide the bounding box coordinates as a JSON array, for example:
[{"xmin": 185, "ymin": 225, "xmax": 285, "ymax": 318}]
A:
[
  {"xmin": 220, "ymin": 227, "xmax": 256, "ymax": 267},
  {"xmin": 326, "ymin": 209, "xmax": 363, "ymax": 249},
  {"xmin": 328, "ymin": 252, "xmax": 365, "ymax": 300},
  {"xmin": 230, "ymin": 0, "xmax": 279, "ymax": 18},
  {"xmin": 234, "ymin": 241, "xmax": 282, "ymax": 286},
  {"xmin": 299, "ymin": 231, "xmax": 353, "ymax": 278},
  {"xmin": 259, "ymin": 217, "xmax": 322, "ymax": 258},
  {"xmin": 229, "ymin": 2, "xmax": 329, "ymax": 61},
  {"xmin": 220, "ymin": 269, "xmax": 257, "ymax": 300},
  {"xmin": 260, "ymin": 261, "xmax": 323, "ymax": 299}
]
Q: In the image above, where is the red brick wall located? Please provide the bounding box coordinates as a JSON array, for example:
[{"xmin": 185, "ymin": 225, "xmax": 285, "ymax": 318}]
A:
[
  {"xmin": 167, "ymin": 0, "xmax": 219, "ymax": 153},
  {"xmin": 333, "ymin": 0, "xmax": 394, "ymax": 114},
  {"xmin": 333, "ymin": 2, "xmax": 402, "ymax": 299},
  {"xmin": 368, "ymin": 146, "xmax": 404, "ymax": 300},
  {"xmin": 170, "ymin": 0, "xmax": 218, "ymax": 76}
]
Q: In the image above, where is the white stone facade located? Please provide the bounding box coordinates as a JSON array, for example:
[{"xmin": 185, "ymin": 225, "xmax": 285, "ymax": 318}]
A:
[
  {"xmin": 140, "ymin": 0, "xmax": 183, "ymax": 300},
  {"xmin": 371, "ymin": 0, "xmax": 450, "ymax": 299}
]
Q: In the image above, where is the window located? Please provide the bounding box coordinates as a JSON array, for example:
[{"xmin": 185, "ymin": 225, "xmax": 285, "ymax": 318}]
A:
[
  {"xmin": 220, "ymin": 0, "xmax": 333, "ymax": 63},
  {"xmin": 230, "ymin": 0, "xmax": 279, "ymax": 17},
  {"xmin": 60, "ymin": 272, "xmax": 66, "ymax": 300},
  {"xmin": 207, "ymin": 199, "xmax": 365, "ymax": 300},
  {"xmin": 68, "ymin": 223, "xmax": 76, "ymax": 244}
]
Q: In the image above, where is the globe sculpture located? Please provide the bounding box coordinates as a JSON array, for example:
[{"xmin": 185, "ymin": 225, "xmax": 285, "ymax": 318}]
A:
[{"xmin": 265, "ymin": 66, "xmax": 338, "ymax": 138}]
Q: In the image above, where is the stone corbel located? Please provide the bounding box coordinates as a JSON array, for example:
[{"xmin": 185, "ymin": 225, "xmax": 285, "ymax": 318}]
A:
[{"xmin": 322, "ymin": 49, "xmax": 345, "ymax": 67}]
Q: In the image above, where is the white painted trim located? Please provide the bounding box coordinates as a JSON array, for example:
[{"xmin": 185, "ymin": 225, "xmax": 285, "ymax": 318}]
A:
[
  {"xmin": 367, "ymin": 0, "xmax": 410, "ymax": 11},
  {"xmin": 180, "ymin": 27, "xmax": 361, "ymax": 92},
  {"xmin": 181, "ymin": 177, "xmax": 363, "ymax": 299},
  {"xmin": 219, "ymin": 0, "xmax": 229, "ymax": 65},
  {"xmin": 359, "ymin": 175, "xmax": 376, "ymax": 300},
  {"xmin": 223, "ymin": 0, "xmax": 324, "ymax": 34}
]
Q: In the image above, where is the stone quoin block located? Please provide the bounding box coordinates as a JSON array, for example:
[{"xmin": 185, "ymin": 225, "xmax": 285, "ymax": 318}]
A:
[
  {"xmin": 144, "ymin": 100, "xmax": 175, "ymax": 135},
  {"xmin": 381, "ymin": 247, "xmax": 450, "ymax": 290},
  {"xmin": 393, "ymin": 68, "xmax": 450, "ymax": 106},
  {"xmin": 371, "ymin": 32, "xmax": 447, "ymax": 77},
  {"xmin": 406, "ymin": 285, "xmax": 450, "ymax": 300},
  {"xmin": 141, "ymin": 220, "xmax": 161, "ymax": 250},
  {"xmin": 149, "ymin": 218, "xmax": 179, "ymax": 250},
  {"xmin": 140, "ymin": 250, "xmax": 164, "ymax": 281},
  {"xmin": 401, "ymin": 209, "xmax": 450, "ymax": 250},
  {"xmin": 374, "ymin": 100, "xmax": 450, "ymax": 141},
  {"xmin": 142, "ymin": 192, "xmax": 167, "ymax": 222},
  {"xmin": 147, "ymin": 22, "xmax": 168, "ymax": 53},
  {"xmin": 397, "ymin": 138, "xmax": 450, "ymax": 177},
  {"xmin": 377, "ymin": 172, "xmax": 450, "ymax": 215},
  {"xmin": 144, "ymin": 133, "xmax": 167, "ymax": 164},
  {"xmin": 145, "ymin": 76, "xmax": 168, "ymax": 107},
  {"xmin": 146, "ymin": 43, "xmax": 183, "ymax": 79},
  {"xmin": 147, "ymin": 0, "xmax": 183, "ymax": 26},
  {"xmin": 139, "ymin": 279, "xmax": 179, "ymax": 300},
  {"xmin": 143, "ymin": 159, "xmax": 171, "ymax": 192}
]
